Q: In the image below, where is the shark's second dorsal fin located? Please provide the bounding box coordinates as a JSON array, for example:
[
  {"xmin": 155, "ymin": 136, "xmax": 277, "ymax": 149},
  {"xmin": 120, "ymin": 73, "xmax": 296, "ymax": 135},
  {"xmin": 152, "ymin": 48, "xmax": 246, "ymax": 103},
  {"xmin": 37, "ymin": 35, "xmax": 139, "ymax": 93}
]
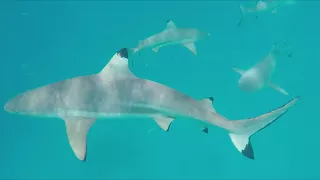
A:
[
  {"xmin": 198, "ymin": 97, "xmax": 215, "ymax": 134},
  {"xmin": 99, "ymin": 48, "xmax": 137, "ymax": 81},
  {"xmin": 166, "ymin": 20, "xmax": 177, "ymax": 29}
]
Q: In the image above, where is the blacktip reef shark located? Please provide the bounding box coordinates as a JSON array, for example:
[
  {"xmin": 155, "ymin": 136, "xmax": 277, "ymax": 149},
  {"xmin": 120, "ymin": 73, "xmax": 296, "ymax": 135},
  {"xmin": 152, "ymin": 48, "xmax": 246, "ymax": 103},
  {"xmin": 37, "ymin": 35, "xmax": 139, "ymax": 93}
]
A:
[
  {"xmin": 4, "ymin": 48, "xmax": 299, "ymax": 161},
  {"xmin": 131, "ymin": 20, "xmax": 210, "ymax": 55},
  {"xmin": 237, "ymin": 0, "xmax": 297, "ymax": 26},
  {"xmin": 232, "ymin": 42, "xmax": 293, "ymax": 95}
]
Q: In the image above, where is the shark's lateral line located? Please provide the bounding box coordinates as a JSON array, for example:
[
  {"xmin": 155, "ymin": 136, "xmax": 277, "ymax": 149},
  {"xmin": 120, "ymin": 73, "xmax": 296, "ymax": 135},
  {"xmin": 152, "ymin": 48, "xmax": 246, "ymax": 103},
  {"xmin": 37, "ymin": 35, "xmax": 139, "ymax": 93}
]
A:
[
  {"xmin": 131, "ymin": 20, "xmax": 210, "ymax": 55},
  {"xmin": 232, "ymin": 42, "xmax": 293, "ymax": 95},
  {"xmin": 237, "ymin": 0, "xmax": 297, "ymax": 27},
  {"xmin": 4, "ymin": 48, "xmax": 299, "ymax": 161}
]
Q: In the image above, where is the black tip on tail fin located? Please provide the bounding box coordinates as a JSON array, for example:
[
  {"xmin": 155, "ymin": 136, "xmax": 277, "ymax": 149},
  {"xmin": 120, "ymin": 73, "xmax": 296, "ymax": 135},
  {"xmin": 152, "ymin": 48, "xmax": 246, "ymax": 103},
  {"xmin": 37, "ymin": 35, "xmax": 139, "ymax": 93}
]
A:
[
  {"xmin": 117, "ymin": 48, "xmax": 129, "ymax": 59},
  {"xmin": 229, "ymin": 96, "xmax": 299, "ymax": 160},
  {"xmin": 242, "ymin": 142, "xmax": 254, "ymax": 160},
  {"xmin": 208, "ymin": 97, "xmax": 214, "ymax": 102}
]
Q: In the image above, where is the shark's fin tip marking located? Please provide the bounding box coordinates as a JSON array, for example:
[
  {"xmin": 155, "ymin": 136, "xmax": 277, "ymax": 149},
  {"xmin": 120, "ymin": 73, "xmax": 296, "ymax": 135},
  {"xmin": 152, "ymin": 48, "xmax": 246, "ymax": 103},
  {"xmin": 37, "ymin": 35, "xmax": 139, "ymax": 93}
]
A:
[
  {"xmin": 208, "ymin": 97, "xmax": 214, "ymax": 102},
  {"xmin": 202, "ymin": 127, "xmax": 209, "ymax": 134},
  {"xmin": 242, "ymin": 141, "xmax": 255, "ymax": 160},
  {"xmin": 117, "ymin": 48, "xmax": 129, "ymax": 59}
]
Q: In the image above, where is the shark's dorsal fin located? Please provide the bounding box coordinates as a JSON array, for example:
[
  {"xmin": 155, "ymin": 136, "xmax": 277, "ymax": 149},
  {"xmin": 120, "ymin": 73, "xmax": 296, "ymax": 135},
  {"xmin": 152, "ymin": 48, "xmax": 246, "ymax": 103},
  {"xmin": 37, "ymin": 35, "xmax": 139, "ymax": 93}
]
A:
[
  {"xmin": 200, "ymin": 97, "xmax": 216, "ymax": 112},
  {"xmin": 99, "ymin": 48, "xmax": 137, "ymax": 81},
  {"xmin": 63, "ymin": 116, "xmax": 96, "ymax": 161},
  {"xmin": 166, "ymin": 20, "xmax": 177, "ymax": 29}
]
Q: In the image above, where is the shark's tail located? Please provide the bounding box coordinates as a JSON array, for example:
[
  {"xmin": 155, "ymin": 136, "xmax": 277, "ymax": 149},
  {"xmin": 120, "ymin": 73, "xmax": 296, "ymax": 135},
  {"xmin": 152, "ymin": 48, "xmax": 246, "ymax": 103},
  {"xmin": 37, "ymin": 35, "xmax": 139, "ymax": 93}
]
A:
[
  {"xmin": 237, "ymin": 2, "xmax": 248, "ymax": 27},
  {"xmin": 227, "ymin": 96, "xmax": 299, "ymax": 159}
]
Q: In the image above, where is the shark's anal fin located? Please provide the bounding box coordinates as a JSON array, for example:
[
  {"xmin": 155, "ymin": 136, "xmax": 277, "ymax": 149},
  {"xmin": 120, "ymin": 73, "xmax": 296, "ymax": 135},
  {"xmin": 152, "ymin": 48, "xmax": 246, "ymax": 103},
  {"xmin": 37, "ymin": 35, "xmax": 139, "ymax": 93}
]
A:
[
  {"xmin": 166, "ymin": 20, "xmax": 177, "ymax": 29},
  {"xmin": 153, "ymin": 115, "xmax": 174, "ymax": 131},
  {"xmin": 268, "ymin": 82, "xmax": 289, "ymax": 95},
  {"xmin": 99, "ymin": 48, "xmax": 137, "ymax": 81},
  {"xmin": 232, "ymin": 67, "xmax": 245, "ymax": 75},
  {"xmin": 183, "ymin": 42, "xmax": 197, "ymax": 55},
  {"xmin": 63, "ymin": 117, "xmax": 96, "ymax": 161}
]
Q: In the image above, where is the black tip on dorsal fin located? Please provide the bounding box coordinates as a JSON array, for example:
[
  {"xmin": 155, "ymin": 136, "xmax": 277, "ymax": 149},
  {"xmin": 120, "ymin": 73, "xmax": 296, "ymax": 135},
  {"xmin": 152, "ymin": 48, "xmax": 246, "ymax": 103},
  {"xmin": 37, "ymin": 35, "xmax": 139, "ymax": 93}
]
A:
[
  {"xmin": 242, "ymin": 142, "xmax": 255, "ymax": 160},
  {"xmin": 166, "ymin": 19, "xmax": 173, "ymax": 24},
  {"xmin": 207, "ymin": 97, "xmax": 214, "ymax": 103},
  {"xmin": 117, "ymin": 48, "xmax": 128, "ymax": 59}
]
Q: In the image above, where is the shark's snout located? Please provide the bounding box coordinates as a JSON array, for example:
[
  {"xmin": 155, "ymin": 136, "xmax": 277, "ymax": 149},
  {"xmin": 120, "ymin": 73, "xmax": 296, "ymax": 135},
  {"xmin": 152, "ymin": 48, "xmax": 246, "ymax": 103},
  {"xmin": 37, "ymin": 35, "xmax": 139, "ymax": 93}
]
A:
[{"xmin": 4, "ymin": 100, "xmax": 14, "ymax": 113}]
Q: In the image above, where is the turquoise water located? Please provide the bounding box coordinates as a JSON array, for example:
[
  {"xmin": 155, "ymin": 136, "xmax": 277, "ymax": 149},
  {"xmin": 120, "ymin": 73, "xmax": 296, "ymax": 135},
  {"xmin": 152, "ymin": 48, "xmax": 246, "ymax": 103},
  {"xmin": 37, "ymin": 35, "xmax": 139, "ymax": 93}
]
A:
[{"xmin": 0, "ymin": 1, "xmax": 317, "ymax": 179}]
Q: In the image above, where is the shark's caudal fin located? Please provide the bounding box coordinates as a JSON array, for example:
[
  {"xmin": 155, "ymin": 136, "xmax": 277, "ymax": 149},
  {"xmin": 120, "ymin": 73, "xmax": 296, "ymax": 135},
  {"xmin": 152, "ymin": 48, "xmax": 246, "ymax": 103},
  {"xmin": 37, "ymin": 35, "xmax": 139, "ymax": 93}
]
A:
[
  {"xmin": 228, "ymin": 96, "xmax": 299, "ymax": 159},
  {"xmin": 237, "ymin": 4, "xmax": 245, "ymax": 27},
  {"xmin": 237, "ymin": 2, "xmax": 250, "ymax": 27}
]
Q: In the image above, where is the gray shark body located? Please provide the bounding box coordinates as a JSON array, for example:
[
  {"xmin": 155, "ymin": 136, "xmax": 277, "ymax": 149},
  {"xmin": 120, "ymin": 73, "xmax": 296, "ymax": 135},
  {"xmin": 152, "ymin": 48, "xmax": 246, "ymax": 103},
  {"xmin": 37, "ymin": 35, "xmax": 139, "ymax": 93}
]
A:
[
  {"xmin": 232, "ymin": 42, "xmax": 292, "ymax": 95},
  {"xmin": 132, "ymin": 20, "xmax": 210, "ymax": 55},
  {"xmin": 238, "ymin": 0, "xmax": 297, "ymax": 26},
  {"xmin": 5, "ymin": 48, "xmax": 299, "ymax": 161}
]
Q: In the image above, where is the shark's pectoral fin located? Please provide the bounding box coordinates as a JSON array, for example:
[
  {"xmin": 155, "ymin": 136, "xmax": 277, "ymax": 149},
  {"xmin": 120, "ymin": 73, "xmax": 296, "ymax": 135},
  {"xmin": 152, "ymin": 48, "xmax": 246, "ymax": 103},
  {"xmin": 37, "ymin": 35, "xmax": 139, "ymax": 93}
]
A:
[
  {"xmin": 183, "ymin": 42, "xmax": 197, "ymax": 55},
  {"xmin": 166, "ymin": 20, "xmax": 177, "ymax": 29},
  {"xmin": 63, "ymin": 117, "xmax": 96, "ymax": 161},
  {"xmin": 232, "ymin": 67, "xmax": 245, "ymax": 75},
  {"xmin": 99, "ymin": 48, "xmax": 138, "ymax": 81},
  {"xmin": 153, "ymin": 115, "xmax": 174, "ymax": 131},
  {"xmin": 152, "ymin": 47, "xmax": 160, "ymax": 53},
  {"xmin": 268, "ymin": 82, "xmax": 289, "ymax": 95}
]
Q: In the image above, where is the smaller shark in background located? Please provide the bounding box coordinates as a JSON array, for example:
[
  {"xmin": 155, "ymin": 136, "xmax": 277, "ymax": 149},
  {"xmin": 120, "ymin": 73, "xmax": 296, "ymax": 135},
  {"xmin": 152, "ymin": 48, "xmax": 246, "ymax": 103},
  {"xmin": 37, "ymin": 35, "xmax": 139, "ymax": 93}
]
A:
[
  {"xmin": 131, "ymin": 20, "xmax": 210, "ymax": 55},
  {"xmin": 237, "ymin": 0, "xmax": 297, "ymax": 27},
  {"xmin": 232, "ymin": 42, "xmax": 293, "ymax": 95}
]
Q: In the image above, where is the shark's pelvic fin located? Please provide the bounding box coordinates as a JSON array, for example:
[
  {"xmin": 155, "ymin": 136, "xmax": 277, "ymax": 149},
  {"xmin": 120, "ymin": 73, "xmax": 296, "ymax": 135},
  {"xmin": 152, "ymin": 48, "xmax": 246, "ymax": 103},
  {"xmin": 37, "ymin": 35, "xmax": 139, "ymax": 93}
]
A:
[
  {"xmin": 183, "ymin": 42, "xmax": 197, "ymax": 55},
  {"xmin": 228, "ymin": 96, "xmax": 299, "ymax": 159},
  {"xmin": 268, "ymin": 82, "xmax": 289, "ymax": 95},
  {"xmin": 152, "ymin": 47, "xmax": 159, "ymax": 53},
  {"xmin": 232, "ymin": 67, "xmax": 245, "ymax": 75},
  {"xmin": 99, "ymin": 48, "xmax": 137, "ymax": 80},
  {"xmin": 166, "ymin": 20, "xmax": 177, "ymax": 29},
  {"xmin": 63, "ymin": 117, "xmax": 96, "ymax": 161},
  {"xmin": 153, "ymin": 115, "xmax": 174, "ymax": 131}
]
